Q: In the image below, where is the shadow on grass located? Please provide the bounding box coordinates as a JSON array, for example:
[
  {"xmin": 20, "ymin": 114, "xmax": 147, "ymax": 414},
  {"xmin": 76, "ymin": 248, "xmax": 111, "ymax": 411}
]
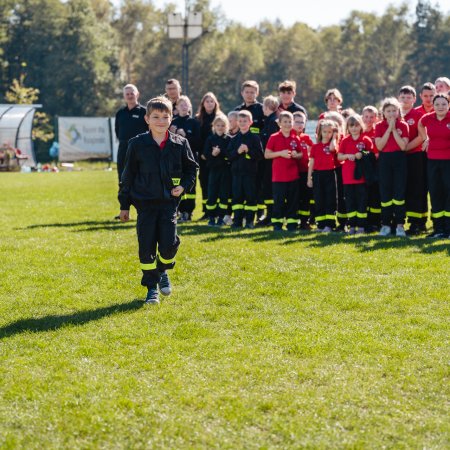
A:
[
  {"xmin": 21, "ymin": 220, "xmax": 135, "ymax": 232},
  {"xmin": 0, "ymin": 299, "xmax": 144, "ymax": 340},
  {"xmin": 180, "ymin": 224, "xmax": 449, "ymax": 254}
]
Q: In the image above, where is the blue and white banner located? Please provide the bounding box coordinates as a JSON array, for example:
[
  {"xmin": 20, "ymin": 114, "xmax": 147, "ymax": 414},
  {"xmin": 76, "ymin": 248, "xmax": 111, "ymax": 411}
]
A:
[{"xmin": 58, "ymin": 117, "xmax": 112, "ymax": 162}]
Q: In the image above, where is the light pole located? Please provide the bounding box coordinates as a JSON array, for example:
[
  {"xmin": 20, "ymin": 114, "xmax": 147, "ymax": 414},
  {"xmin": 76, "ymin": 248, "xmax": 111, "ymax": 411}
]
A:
[{"xmin": 167, "ymin": 1, "xmax": 204, "ymax": 96}]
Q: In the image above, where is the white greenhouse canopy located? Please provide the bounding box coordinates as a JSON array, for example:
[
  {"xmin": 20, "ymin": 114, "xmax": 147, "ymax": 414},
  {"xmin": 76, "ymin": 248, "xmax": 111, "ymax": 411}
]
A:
[{"xmin": 0, "ymin": 104, "xmax": 41, "ymax": 167}]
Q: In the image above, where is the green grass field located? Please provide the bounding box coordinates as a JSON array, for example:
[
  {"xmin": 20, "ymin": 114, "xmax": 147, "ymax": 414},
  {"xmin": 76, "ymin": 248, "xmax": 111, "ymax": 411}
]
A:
[{"xmin": 0, "ymin": 171, "xmax": 448, "ymax": 449}]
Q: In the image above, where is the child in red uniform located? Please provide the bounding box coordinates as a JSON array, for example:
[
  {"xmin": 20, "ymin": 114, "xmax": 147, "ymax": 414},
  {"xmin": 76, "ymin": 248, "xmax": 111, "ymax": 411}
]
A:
[
  {"xmin": 338, "ymin": 114, "xmax": 374, "ymax": 234},
  {"xmin": 415, "ymin": 82, "xmax": 435, "ymax": 115},
  {"xmin": 375, "ymin": 98, "xmax": 409, "ymax": 237},
  {"xmin": 265, "ymin": 111, "xmax": 302, "ymax": 231},
  {"xmin": 318, "ymin": 88, "xmax": 343, "ymax": 121},
  {"xmin": 362, "ymin": 105, "xmax": 381, "ymax": 231},
  {"xmin": 399, "ymin": 85, "xmax": 428, "ymax": 234},
  {"xmin": 418, "ymin": 94, "xmax": 450, "ymax": 238},
  {"xmin": 434, "ymin": 77, "xmax": 450, "ymax": 94},
  {"xmin": 293, "ymin": 111, "xmax": 313, "ymax": 230},
  {"xmin": 324, "ymin": 111, "xmax": 347, "ymax": 231},
  {"xmin": 307, "ymin": 120, "xmax": 339, "ymax": 232}
]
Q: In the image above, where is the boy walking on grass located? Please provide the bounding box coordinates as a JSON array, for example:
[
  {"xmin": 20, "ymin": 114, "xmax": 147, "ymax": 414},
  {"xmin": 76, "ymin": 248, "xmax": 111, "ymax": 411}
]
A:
[{"xmin": 119, "ymin": 97, "xmax": 198, "ymax": 304}]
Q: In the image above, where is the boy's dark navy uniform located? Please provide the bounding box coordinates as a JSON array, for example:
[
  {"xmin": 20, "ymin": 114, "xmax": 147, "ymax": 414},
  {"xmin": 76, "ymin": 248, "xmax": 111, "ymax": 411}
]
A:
[
  {"xmin": 226, "ymin": 131, "xmax": 264, "ymax": 227},
  {"xmin": 203, "ymin": 133, "xmax": 231, "ymax": 221},
  {"xmin": 114, "ymin": 104, "xmax": 148, "ymax": 181},
  {"xmin": 235, "ymin": 101, "xmax": 266, "ymax": 217},
  {"xmin": 171, "ymin": 115, "xmax": 201, "ymax": 218},
  {"xmin": 234, "ymin": 102, "xmax": 265, "ymax": 134},
  {"xmin": 280, "ymin": 101, "xmax": 308, "ymax": 118},
  {"xmin": 119, "ymin": 131, "xmax": 198, "ymax": 287}
]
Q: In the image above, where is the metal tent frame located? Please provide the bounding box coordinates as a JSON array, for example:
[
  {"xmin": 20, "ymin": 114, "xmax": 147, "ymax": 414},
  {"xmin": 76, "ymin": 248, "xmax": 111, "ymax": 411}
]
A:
[{"xmin": 0, "ymin": 104, "xmax": 41, "ymax": 167}]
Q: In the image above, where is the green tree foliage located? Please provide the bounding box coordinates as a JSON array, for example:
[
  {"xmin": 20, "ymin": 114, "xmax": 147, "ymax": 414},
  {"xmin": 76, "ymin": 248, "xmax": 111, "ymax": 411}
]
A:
[
  {"xmin": 1, "ymin": 0, "xmax": 449, "ymax": 130},
  {"xmin": 5, "ymin": 74, "xmax": 54, "ymax": 142}
]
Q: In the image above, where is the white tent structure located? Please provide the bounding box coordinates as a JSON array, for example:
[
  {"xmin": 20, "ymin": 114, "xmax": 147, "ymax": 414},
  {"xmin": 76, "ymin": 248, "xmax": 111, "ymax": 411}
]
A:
[{"xmin": 0, "ymin": 104, "xmax": 40, "ymax": 167}]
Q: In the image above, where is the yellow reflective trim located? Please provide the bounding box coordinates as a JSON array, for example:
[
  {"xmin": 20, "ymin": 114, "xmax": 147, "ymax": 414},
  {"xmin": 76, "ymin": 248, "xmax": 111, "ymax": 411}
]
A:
[
  {"xmin": 347, "ymin": 211, "xmax": 357, "ymax": 218},
  {"xmin": 245, "ymin": 154, "xmax": 251, "ymax": 160},
  {"xmin": 315, "ymin": 215, "xmax": 326, "ymax": 221},
  {"xmin": 158, "ymin": 254, "xmax": 175, "ymax": 265},
  {"xmin": 356, "ymin": 212, "xmax": 368, "ymax": 218},
  {"xmin": 140, "ymin": 262, "xmax": 157, "ymax": 270},
  {"xmin": 181, "ymin": 194, "xmax": 188, "ymax": 200},
  {"xmin": 445, "ymin": 211, "xmax": 450, "ymax": 217},
  {"xmin": 185, "ymin": 194, "xmax": 196, "ymax": 199},
  {"xmin": 202, "ymin": 199, "xmax": 207, "ymax": 204},
  {"xmin": 218, "ymin": 203, "xmax": 228, "ymax": 209},
  {"xmin": 309, "ymin": 200, "xmax": 315, "ymax": 205},
  {"xmin": 393, "ymin": 199, "xmax": 405, "ymax": 205},
  {"xmin": 257, "ymin": 204, "xmax": 265, "ymax": 209},
  {"xmin": 271, "ymin": 218, "xmax": 284, "ymax": 223},
  {"xmin": 297, "ymin": 210, "xmax": 309, "ymax": 216},
  {"xmin": 250, "ymin": 127, "xmax": 259, "ymax": 134},
  {"xmin": 232, "ymin": 204, "xmax": 244, "ymax": 210},
  {"xmin": 381, "ymin": 201, "xmax": 393, "ymax": 207},
  {"xmin": 206, "ymin": 204, "xmax": 217, "ymax": 210},
  {"xmin": 369, "ymin": 208, "xmax": 381, "ymax": 213},
  {"xmin": 171, "ymin": 178, "xmax": 181, "ymax": 186},
  {"xmin": 286, "ymin": 218, "xmax": 298, "ymax": 224},
  {"xmin": 325, "ymin": 214, "xmax": 336, "ymax": 220},
  {"xmin": 264, "ymin": 199, "xmax": 274, "ymax": 205},
  {"xmin": 245, "ymin": 205, "xmax": 258, "ymax": 211},
  {"xmin": 336, "ymin": 212, "xmax": 348, "ymax": 218},
  {"xmin": 431, "ymin": 211, "xmax": 444, "ymax": 218},
  {"xmin": 407, "ymin": 211, "xmax": 425, "ymax": 218}
]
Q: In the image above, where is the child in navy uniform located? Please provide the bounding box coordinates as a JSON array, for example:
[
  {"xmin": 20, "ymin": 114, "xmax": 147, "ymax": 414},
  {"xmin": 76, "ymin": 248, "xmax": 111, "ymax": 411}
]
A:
[
  {"xmin": 170, "ymin": 95, "xmax": 201, "ymax": 221},
  {"xmin": 119, "ymin": 97, "xmax": 198, "ymax": 304},
  {"xmin": 203, "ymin": 114, "xmax": 231, "ymax": 227},
  {"xmin": 226, "ymin": 110, "xmax": 264, "ymax": 229}
]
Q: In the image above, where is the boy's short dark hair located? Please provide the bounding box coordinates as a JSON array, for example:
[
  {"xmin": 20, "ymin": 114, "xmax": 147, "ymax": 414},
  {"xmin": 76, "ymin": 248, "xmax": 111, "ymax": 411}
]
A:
[
  {"xmin": 146, "ymin": 96, "xmax": 173, "ymax": 115},
  {"xmin": 278, "ymin": 80, "xmax": 296, "ymax": 93},
  {"xmin": 238, "ymin": 110, "xmax": 253, "ymax": 121},
  {"xmin": 166, "ymin": 78, "xmax": 181, "ymax": 88},
  {"xmin": 432, "ymin": 93, "xmax": 449, "ymax": 104},
  {"xmin": 241, "ymin": 80, "xmax": 259, "ymax": 92},
  {"xmin": 399, "ymin": 85, "xmax": 417, "ymax": 97},
  {"xmin": 279, "ymin": 111, "xmax": 293, "ymax": 121},
  {"xmin": 293, "ymin": 111, "xmax": 306, "ymax": 120},
  {"xmin": 420, "ymin": 82, "xmax": 435, "ymax": 93}
]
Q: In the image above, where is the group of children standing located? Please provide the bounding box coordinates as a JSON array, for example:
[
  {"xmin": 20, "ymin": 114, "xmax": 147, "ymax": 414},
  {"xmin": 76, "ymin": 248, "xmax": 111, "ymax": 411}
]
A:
[
  {"xmin": 118, "ymin": 77, "xmax": 450, "ymax": 303},
  {"xmin": 170, "ymin": 77, "xmax": 450, "ymax": 238}
]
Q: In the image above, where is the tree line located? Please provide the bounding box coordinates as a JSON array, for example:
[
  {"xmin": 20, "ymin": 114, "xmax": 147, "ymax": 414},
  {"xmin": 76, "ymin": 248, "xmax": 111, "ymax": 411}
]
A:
[{"xmin": 0, "ymin": 0, "xmax": 449, "ymax": 160}]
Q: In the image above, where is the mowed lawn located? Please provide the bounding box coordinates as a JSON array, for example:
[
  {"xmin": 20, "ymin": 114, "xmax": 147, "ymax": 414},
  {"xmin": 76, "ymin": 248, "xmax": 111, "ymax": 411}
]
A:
[{"xmin": 0, "ymin": 170, "xmax": 448, "ymax": 449}]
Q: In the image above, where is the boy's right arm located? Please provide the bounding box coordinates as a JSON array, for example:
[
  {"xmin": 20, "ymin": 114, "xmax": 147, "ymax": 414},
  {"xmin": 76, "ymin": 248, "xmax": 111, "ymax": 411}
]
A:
[{"xmin": 118, "ymin": 142, "xmax": 138, "ymax": 211}]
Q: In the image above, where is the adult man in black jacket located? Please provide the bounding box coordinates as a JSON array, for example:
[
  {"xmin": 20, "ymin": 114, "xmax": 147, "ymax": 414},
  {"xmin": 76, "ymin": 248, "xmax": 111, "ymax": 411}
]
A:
[{"xmin": 115, "ymin": 84, "xmax": 148, "ymax": 182}]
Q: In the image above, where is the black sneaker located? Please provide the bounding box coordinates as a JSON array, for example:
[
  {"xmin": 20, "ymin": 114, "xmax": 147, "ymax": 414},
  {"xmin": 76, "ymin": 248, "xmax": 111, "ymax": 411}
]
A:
[
  {"xmin": 158, "ymin": 271, "xmax": 172, "ymax": 296},
  {"xmin": 245, "ymin": 222, "xmax": 255, "ymax": 229},
  {"xmin": 207, "ymin": 218, "xmax": 216, "ymax": 227},
  {"xmin": 145, "ymin": 287, "xmax": 159, "ymax": 304},
  {"xmin": 216, "ymin": 218, "xmax": 225, "ymax": 227}
]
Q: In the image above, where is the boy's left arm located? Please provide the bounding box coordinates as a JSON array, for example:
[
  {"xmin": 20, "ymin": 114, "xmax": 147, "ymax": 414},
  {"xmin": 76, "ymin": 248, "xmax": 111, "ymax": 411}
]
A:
[
  {"xmin": 180, "ymin": 139, "xmax": 199, "ymax": 194},
  {"xmin": 247, "ymin": 135, "xmax": 264, "ymax": 160}
]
